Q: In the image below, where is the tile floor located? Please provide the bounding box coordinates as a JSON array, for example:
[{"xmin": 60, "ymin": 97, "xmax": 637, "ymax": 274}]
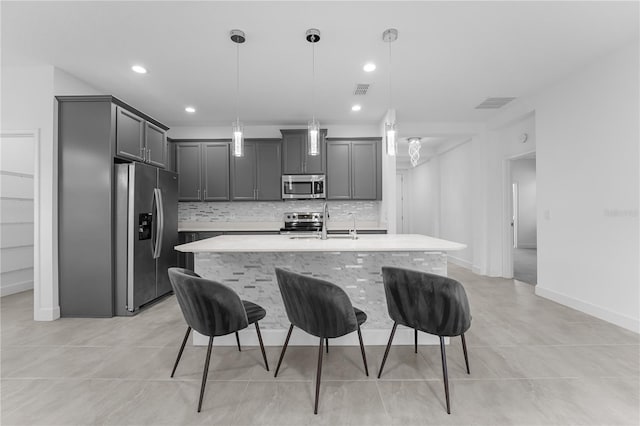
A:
[{"xmin": 1, "ymin": 264, "xmax": 638, "ymax": 425}]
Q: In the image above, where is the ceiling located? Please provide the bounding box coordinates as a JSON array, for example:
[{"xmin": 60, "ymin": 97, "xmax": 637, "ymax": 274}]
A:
[{"xmin": 2, "ymin": 1, "xmax": 638, "ymax": 135}]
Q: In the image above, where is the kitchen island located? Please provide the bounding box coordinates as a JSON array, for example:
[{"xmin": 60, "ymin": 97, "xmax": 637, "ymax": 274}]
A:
[{"xmin": 174, "ymin": 234, "xmax": 466, "ymax": 346}]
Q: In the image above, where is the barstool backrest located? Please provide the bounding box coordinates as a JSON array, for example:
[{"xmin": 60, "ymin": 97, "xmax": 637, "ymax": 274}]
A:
[
  {"xmin": 168, "ymin": 267, "xmax": 249, "ymax": 337},
  {"xmin": 381, "ymin": 266, "xmax": 471, "ymax": 337},
  {"xmin": 275, "ymin": 268, "xmax": 358, "ymax": 338}
]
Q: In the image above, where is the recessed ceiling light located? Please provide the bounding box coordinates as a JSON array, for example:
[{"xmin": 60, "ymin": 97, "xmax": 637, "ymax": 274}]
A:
[
  {"xmin": 351, "ymin": 105, "xmax": 362, "ymax": 112},
  {"xmin": 185, "ymin": 106, "xmax": 196, "ymax": 113},
  {"xmin": 131, "ymin": 65, "xmax": 147, "ymax": 74},
  {"xmin": 363, "ymin": 63, "xmax": 376, "ymax": 72}
]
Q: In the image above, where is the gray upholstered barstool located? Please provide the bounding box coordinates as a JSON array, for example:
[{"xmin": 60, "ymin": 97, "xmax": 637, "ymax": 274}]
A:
[
  {"xmin": 273, "ymin": 267, "xmax": 369, "ymax": 414},
  {"xmin": 168, "ymin": 267, "xmax": 269, "ymax": 412},
  {"xmin": 378, "ymin": 266, "xmax": 471, "ymax": 414}
]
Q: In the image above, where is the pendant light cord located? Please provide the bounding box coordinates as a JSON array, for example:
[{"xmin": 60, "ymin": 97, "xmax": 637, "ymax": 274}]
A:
[
  {"xmin": 236, "ymin": 41, "xmax": 240, "ymax": 122},
  {"xmin": 388, "ymin": 36, "xmax": 392, "ymax": 112},
  {"xmin": 312, "ymin": 37, "xmax": 316, "ymax": 122}
]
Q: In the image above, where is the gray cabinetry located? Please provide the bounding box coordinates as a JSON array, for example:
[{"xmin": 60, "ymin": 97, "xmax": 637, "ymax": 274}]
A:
[
  {"xmin": 115, "ymin": 106, "xmax": 167, "ymax": 168},
  {"xmin": 56, "ymin": 95, "xmax": 170, "ymax": 317},
  {"xmin": 326, "ymin": 138, "xmax": 381, "ymax": 200},
  {"xmin": 175, "ymin": 141, "xmax": 230, "ymax": 201},
  {"xmin": 281, "ymin": 129, "xmax": 326, "ymax": 174},
  {"xmin": 231, "ymin": 139, "xmax": 281, "ymax": 200}
]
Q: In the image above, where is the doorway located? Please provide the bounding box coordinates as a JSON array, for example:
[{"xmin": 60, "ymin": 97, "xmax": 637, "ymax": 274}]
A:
[{"xmin": 510, "ymin": 155, "xmax": 537, "ymax": 284}]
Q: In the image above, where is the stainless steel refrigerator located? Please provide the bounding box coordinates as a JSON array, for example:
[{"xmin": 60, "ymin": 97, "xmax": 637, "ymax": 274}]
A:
[{"xmin": 114, "ymin": 162, "xmax": 178, "ymax": 315}]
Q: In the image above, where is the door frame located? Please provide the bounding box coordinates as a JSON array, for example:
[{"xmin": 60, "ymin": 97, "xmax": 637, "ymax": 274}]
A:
[{"xmin": 502, "ymin": 150, "xmax": 536, "ymax": 278}]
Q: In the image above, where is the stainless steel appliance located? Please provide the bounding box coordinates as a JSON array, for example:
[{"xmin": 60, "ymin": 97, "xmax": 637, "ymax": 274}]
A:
[
  {"xmin": 282, "ymin": 174, "xmax": 326, "ymax": 199},
  {"xmin": 114, "ymin": 162, "xmax": 178, "ymax": 315},
  {"xmin": 279, "ymin": 211, "xmax": 324, "ymax": 235}
]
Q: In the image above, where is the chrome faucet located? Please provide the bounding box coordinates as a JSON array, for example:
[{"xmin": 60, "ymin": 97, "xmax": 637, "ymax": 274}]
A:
[
  {"xmin": 349, "ymin": 212, "xmax": 358, "ymax": 240},
  {"xmin": 321, "ymin": 202, "xmax": 329, "ymax": 240}
]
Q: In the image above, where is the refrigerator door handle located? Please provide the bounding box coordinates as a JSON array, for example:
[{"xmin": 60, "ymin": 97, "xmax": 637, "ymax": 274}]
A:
[{"xmin": 152, "ymin": 187, "xmax": 165, "ymax": 259}]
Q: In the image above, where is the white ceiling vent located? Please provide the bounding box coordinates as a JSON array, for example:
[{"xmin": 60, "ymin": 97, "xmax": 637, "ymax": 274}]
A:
[
  {"xmin": 475, "ymin": 97, "xmax": 516, "ymax": 109},
  {"xmin": 354, "ymin": 84, "xmax": 370, "ymax": 95}
]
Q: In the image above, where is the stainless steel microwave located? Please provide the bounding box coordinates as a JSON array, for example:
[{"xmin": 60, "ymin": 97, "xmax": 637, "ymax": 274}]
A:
[{"xmin": 282, "ymin": 174, "xmax": 326, "ymax": 199}]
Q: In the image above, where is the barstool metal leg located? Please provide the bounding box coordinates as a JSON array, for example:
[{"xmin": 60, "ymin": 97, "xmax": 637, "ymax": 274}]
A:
[
  {"xmin": 255, "ymin": 322, "xmax": 269, "ymax": 371},
  {"xmin": 197, "ymin": 336, "xmax": 214, "ymax": 413},
  {"xmin": 314, "ymin": 337, "xmax": 324, "ymax": 414},
  {"xmin": 235, "ymin": 332, "xmax": 241, "ymax": 352},
  {"xmin": 461, "ymin": 333, "xmax": 470, "ymax": 374},
  {"xmin": 325, "ymin": 338, "xmax": 329, "ymax": 353},
  {"xmin": 414, "ymin": 328, "xmax": 418, "ymax": 353},
  {"xmin": 377, "ymin": 322, "xmax": 398, "ymax": 378},
  {"xmin": 171, "ymin": 326, "xmax": 191, "ymax": 378},
  {"xmin": 274, "ymin": 324, "xmax": 294, "ymax": 377},
  {"xmin": 439, "ymin": 336, "xmax": 451, "ymax": 414},
  {"xmin": 357, "ymin": 325, "xmax": 369, "ymax": 376}
]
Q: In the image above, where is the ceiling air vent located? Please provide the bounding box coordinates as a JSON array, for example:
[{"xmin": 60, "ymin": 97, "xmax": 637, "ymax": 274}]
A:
[
  {"xmin": 475, "ymin": 97, "xmax": 516, "ymax": 109},
  {"xmin": 354, "ymin": 84, "xmax": 370, "ymax": 95}
]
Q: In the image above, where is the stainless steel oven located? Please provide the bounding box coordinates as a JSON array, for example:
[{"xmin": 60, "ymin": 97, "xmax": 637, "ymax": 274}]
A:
[{"xmin": 282, "ymin": 174, "xmax": 325, "ymax": 199}]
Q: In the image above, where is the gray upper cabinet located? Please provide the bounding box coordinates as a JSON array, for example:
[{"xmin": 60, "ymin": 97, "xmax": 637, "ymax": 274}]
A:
[
  {"xmin": 175, "ymin": 141, "xmax": 230, "ymax": 201},
  {"xmin": 281, "ymin": 129, "xmax": 326, "ymax": 174},
  {"xmin": 144, "ymin": 122, "xmax": 167, "ymax": 168},
  {"xmin": 115, "ymin": 107, "xmax": 145, "ymax": 161},
  {"xmin": 176, "ymin": 143, "xmax": 201, "ymax": 201},
  {"xmin": 203, "ymin": 143, "xmax": 231, "ymax": 201},
  {"xmin": 231, "ymin": 139, "xmax": 282, "ymax": 200},
  {"xmin": 115, "ymin": 105, "xmax": 168, "ymax": 168},
  {"xmin": 326, "ymin": 138, "xmax": 382, "ymax": 200}
]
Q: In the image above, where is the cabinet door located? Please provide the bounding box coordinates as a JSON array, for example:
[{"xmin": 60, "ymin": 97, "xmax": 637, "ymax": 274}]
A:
[
  {"xmin": 176, "ymin": 143, "xmax": 202, "ymax": 201},
  {"xmin": 304, "ymin": 130, "xmax": 326, "ymax": 174},
  {"xmin": 326, "ymin": 141, "xmax": 351, "ymax": 199},
  {"xmin": 145, "ymin": 122, "xmax": 166, "ymax": 168},
  {"xmin": 256, "ymin": 141, "xmax": 282, "ymax": 200},
  {"xmin": 282, "ymin": 131, "xmax": 304, "ymax": 174},
  {"xmin": 115, "ymin": 107, "xmax": 144, "ymax": 161},
  {"xmin": 351, "ymin": 141, "xmax": 378, "ymax": 199},
  {"xmin": 231, "ymin": 142, "xmax": 256, "ymax": 200},
  {"xmin": 203, "ymin": 143, "xmax": 230, "ymax": 201}
]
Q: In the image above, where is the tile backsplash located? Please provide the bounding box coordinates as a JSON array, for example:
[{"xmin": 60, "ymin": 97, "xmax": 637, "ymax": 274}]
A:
[{"xmin": 179, "ymin": 200, "xmax": 381, "ymax": 223}]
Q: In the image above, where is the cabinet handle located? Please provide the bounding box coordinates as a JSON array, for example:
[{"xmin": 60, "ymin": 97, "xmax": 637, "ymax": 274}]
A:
[
  {"xmin": 197, "ymin": 188, "xmax": 201, "ymax": 199},
  {"xmin": 140, "ymin": 147, "xmax": 145, "ymax": 160},
  {"xmin": 148, "ymin": 148, "xmax": 151, "ymax": 162},
  {"xmin": 203, "ymin": 188, "xmax": 207, "ymax": 198}
]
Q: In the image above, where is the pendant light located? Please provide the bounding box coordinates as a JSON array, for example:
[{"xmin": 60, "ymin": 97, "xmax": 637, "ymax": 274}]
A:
[
  {"xmin": 408, "ymin": 137, "xmax": 422, "ymax": 167},
  {"xmin": 383, "ymin": 28, "xmax": 398, "ymax": 156},
  {"xmin": 230, "ymin": 29, "xmax": 245, "ymax": 157},
  {"xmin": 306, "ymin": 28, "xmax": 321, "ymax": 156}
]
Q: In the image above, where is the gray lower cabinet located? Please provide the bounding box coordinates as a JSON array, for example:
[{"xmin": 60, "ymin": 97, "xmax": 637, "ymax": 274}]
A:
[
  {"xmin": 175, "ymin": 141, "xmax": 230, "ymax": 201},
  {"xmin": 231, "ymin": 139, "xmax": 281, "ymax": 200},
  {"xmin": 281, "ymin": 129, "xmax": 326, "ymax": 174},
  {"xmin": 115, "ymin": 105, "xmax": 168, "ymax": 168},
  {"xmin": 326, "ymin": 138, "xmax": 381, "ymax": 200}
]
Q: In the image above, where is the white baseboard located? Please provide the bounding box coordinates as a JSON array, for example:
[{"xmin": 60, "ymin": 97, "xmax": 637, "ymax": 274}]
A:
[
  {"xmin": 193, "ymin": 328, "xmax": 448, "ymax": 347},
  {"xmin": 0, "ymin": 280, "xmax": 33, "ymax": 297},
  {"xmin": 448, "ymin": 256, "xmax": 472, "ymax": 270},
  {"xmin": 34, "ymin": 305, "xmax": 61, "ymax": 321},
  {"xmin": 535, "ymin": 286, "xmax": 640, "ymax": 334}
]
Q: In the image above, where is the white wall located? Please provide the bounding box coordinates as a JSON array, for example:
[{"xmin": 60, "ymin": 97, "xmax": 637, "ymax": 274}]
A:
[
  {"xmin": 0, "ymin": 65, "xmax": 102, "ymax": 319},
  {"xmin": 531, "ymin": 41, "xmax": 639, "ymax": 332},
  {"xmin": 406, "ymin": 157, "xmax": 440, "ymax": 237},
  {"xmin": 511, "ymin": 158, "xmax": 537, "ymax": 248}
]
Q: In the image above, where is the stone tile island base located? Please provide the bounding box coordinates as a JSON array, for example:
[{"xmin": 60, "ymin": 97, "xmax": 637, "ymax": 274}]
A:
[{"xmin": 193, "ymin": 250, "xmax": 449, "ymax": 347}]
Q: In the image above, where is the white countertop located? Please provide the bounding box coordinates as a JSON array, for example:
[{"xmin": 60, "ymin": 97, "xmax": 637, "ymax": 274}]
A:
[
  {"xmin": 174, "ymin": 233, "xmax": 466, "ymax": 253},
  {"xmin": 178, "ymin": 221, "xmax": 386, "ymax": 232}
]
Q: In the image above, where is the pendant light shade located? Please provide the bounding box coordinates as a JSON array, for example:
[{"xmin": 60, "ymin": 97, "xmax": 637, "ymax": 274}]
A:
[
  {"xmin": 230, "ymin": 29, "xmax": 246, "ymax": 157},
  {"xmin": 308, "ymin": 118, "xmax": 320, "ymax": 156},
  {"xmin": 408, "ymin": 137, "xmax": 422, "ymax": 167},
  {"xmin": 232, "ymin": 118, "xmax": 244, "ymax": 158},
  {"xmin": 385, "ymin": 122, "xmax": 397, "ymax": 156},
  {"xmin": 383, "ymin": 28, "xmax": 398, "ymax": 156},
  {"xmin": 306, "ymin": 28, "xmax": 321, "ymax": 156}
]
